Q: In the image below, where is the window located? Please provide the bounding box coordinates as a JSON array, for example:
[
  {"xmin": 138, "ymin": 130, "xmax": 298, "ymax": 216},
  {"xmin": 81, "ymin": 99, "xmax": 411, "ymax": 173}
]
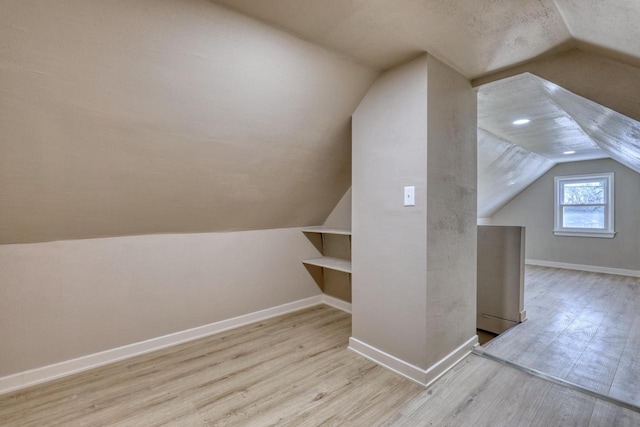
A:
[{"xmin": 554, "ymin": 173, "xmax": 615, "ymax": 238}]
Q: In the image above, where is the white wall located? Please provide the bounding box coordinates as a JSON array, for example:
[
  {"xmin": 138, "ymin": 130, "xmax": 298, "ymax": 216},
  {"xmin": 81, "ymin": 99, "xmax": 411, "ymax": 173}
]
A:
[
  {"xmin": 0, "ymin": 228, "xmax": 321, "ymax": 377},
  {"xmin": 490, "ymin": 159, "xmax": 640, "ymax": 272}
]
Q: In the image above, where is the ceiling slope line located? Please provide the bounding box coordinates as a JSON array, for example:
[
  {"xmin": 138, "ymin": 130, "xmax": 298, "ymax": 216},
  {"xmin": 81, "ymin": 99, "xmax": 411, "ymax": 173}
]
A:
[
  {"xmin": 476, "ymin": 71, "xmax": 640, "ymax": 218},
  {"xmin": 548, "ymin": 0, "xmax": 574, "ymax": 38},
  {"xmin": 541, "ymin": 79, "xmax": 640, "ymax": 174},
  {"xmin": 477, "ymin": 127, "xmax": 556, "ymax": 218},
  {"xmin": 477, "ymin": 125, "xmax": 556, "ymax": 162}
]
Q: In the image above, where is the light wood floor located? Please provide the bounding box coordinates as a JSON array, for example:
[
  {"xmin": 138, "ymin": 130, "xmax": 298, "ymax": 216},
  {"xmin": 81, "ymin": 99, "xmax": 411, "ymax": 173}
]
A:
[
  {"xmin": 1, "ymin": 304, "xmax": 639, "ymax": 426},
  {"xmin": 484, "ymin": 266, "xmax": 640, "ymax": 405}
]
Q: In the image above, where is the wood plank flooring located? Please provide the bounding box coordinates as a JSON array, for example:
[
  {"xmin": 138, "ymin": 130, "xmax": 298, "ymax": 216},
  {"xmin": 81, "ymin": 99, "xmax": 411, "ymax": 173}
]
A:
[
  {"xmin": 1, "ymin": 304, "xmax": 639, "ymax": 426},
  {"xmin": 483, "ymin": 266, "xmax": 640, "ymax": 406}
]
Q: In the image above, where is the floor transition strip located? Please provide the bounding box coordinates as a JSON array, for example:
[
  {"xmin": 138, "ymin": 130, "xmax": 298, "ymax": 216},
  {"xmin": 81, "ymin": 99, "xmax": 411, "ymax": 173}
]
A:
[{"xmin": 472, "ymin": 347, "xmax": 640, "ymax": 414}]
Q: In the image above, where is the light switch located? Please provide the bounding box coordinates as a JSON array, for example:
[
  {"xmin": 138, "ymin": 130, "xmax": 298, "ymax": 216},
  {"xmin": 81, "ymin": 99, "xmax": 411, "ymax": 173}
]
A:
[{"xmin": 404, "ymin": 186, "xmax": 415, "ymax": 206}]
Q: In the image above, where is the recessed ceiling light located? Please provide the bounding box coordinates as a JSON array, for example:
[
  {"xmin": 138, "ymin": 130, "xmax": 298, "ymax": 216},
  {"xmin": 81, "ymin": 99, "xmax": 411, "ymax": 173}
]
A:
[
  {"xmin": 512, "ymin": 119, "xmax": 530, "ymax": 125},
  {"xmin": 563, "ymin": 150, "xmax": 576, "ymax": 155}
]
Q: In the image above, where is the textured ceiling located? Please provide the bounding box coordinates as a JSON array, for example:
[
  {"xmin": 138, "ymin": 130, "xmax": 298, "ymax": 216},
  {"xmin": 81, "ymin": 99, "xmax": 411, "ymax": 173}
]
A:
[
  {"xmin": 477, "ymin": 73, "xmax": 640, "ymax": 217},
  {"xmin": 554, "ymin": 0, "xmax": 640, "ymax": 68},
  {"xmin": 479, "ymin": 74, "xmax": 606, "ymax": 163},
  {"xmin": 214, "ymin": 0, "xmax": 640, "ymax": 79},
  {"xmin": 210, "ymin": 1, "xmax": 640, "ymax": 220},
  {"xmin": 477, "ymin": 129, "xmax": 554, "ymax": 218},
  {"xmin": 3, "ymin": 0, "xmax": 640, "ymax": 241},
  {"xmin": 214, "ymin": 0, "xmax": 572, "ymax": 78},
  {"xmin": 473, "ymin": 49, "xmax": 640, "ymax": 123}
]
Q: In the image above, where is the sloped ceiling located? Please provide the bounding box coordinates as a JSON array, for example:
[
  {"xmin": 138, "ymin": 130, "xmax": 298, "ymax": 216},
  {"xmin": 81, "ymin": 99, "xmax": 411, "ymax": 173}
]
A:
[
  {"xmin": 214, "ymin": 0, "xmax": 572, "ymax": 78},
  {"xmin": 473, "ymin": 49, "xmax": 640, "ymax": 123},
  {"xmin": 478, "ymin": 129, "xmax": 554, "ymax": 219},
  {"xmin": 554, "ymin": 0, "xmax": 640, "ymax": 68},
  {"xmin": 3, "ymin": 0, "xmax": 640, "ymax": 243},
  {"xmin": 0, "ymin": 0, "xmax": 377, "ymax": 244},
  {"xmin": 215, "ymin": 0, "xmax": 640, "ymax": 219},
  {"xmin": 477, "ymin": 73, "xmax": 640, "ymax": 217},
  {"xmin": 214, "ymin": 0, "xmax": 640, "ymax": 79}
]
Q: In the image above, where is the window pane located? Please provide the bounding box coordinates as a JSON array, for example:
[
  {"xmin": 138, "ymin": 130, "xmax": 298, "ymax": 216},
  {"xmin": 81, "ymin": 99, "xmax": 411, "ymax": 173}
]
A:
[
  {"xmin": 562, "ymin": 180, "xmax": 605, "ymax": 205},
  {"xmin": 563, "ymin": 206, "xmax": 605, "ymax": 229}
]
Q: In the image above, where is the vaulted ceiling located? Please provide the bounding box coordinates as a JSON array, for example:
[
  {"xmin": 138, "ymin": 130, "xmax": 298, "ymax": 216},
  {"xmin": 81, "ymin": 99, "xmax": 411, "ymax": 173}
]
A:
[
  {"xmin": 2, "ymin": 0, "xmax": 640, "ymax": 243},
  {"xmin": 478, "ymin": 73, "xmax": 640, "ymax": 217},
  {"xmin": 214, "ymin": 0, "xmax": 640, "ymax": 78},
  {"xmin": 216, "ymin": 0, "xmax": 640, "ymax": 218}
]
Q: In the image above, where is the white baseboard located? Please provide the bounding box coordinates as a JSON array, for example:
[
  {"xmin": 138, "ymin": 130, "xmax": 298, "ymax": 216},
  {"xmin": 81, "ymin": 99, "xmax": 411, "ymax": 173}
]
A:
[
  {"xmin": 526, "ymin": 259, "xmax": 640, "ymax": 278},
  {"xmin": 348, "ymin": 335, "xmax": 478, "ymax": 387},
  {"xmin": 0, "ymin": 295, "xmax": 324, "ymax": 396},
  {"xmin": 322, "ymin": 294, "xmax": 352, "ymax": 313},
  {"xmin": 519, "ymin": 310, "xmax": 527, "ymax": 322}
]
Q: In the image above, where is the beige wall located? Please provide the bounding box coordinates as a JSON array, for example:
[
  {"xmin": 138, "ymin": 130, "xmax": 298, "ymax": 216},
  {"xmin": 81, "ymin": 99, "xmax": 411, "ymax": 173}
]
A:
[
  {"xmin": 0, "ymin": 0, "xmax": 373, "ymax": 379},
  {"xmin": 0, "ymin": 0, "xmax": 377, "ymax": 244},
  {"xmin": 490, "ymin": 159, "xmax": 640, "ymax": 271},
  {"xmin": 477, "ymin": 226, "xmax": 525, "ymax": 333},
  {"xmin": 352, "ymin": 56, "xmax": 430, "ymax": 368},
  {"xmin": 424, "ymin": 55, "xmax": 477, "ymax": 366},
  {"xmin": 0, "ymin": 228, "xmax": 321, "ymax": 377},
  {"xmin": 324, "ymin": 188, "xmax": 352, "ymax": 229},
  {"xmin": 321, "ymin": 234, "xmax": 352, "ymax": 303},
  {"xmin": 352, "ymin": 54, "xmax": 477, "ymax": 371}
]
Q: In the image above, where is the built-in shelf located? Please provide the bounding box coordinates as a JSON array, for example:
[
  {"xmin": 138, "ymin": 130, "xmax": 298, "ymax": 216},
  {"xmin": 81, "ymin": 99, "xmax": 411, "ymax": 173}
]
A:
[
  {"xmin": 303, "ymin": 257, "xmax": 352, "ymax": 274},
  {"xmin": 302, "ymin": 226, "xmax": 352, "ymax": 300},
  {"xmin": 302, "ymin": 226, "xmax": 352, "ymax": 236}
]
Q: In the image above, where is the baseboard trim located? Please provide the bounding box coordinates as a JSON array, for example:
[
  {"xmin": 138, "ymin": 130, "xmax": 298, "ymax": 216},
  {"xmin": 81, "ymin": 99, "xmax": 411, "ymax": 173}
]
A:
[
  {"xmin": 526, "ymin": 259, "xmax": 640, "ymax": 278},
  {"xmin": 348, "ymin": 335, "xmax": 478, "ymax": 387},
  {"xmin": 519, "ymin": 310, "xmax": 527, "ymax": 322},
  {"xmin": 0, "ymin": 295, "xmax": 324, "ymax": 396},
  {"xmin": 321, "ymin": 294, "xmax": 352, "ymax": 313}
]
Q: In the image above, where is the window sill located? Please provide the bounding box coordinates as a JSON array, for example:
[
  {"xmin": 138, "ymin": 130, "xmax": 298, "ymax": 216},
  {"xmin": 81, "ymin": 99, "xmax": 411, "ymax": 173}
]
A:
[{"xmin": 553, "ymin": 230, "xmax": 616, "ymax": 239}]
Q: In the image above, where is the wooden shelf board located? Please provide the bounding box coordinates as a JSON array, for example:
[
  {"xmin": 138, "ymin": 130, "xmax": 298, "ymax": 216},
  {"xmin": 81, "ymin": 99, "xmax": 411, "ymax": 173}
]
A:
[
  {"xmin": 303, "ymin": 257, "xmax": 352, "ymax": 274},
  {"xmin": 302, "ymin": 226, "xmax": 352, "ymax": 236}
]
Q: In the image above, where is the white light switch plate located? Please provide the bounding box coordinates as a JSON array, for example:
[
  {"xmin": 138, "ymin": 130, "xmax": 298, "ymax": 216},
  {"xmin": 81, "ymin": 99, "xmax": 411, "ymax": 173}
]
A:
[{"xmin": 404, "ymin": 186, "xmax": 415, "ymax": 206}]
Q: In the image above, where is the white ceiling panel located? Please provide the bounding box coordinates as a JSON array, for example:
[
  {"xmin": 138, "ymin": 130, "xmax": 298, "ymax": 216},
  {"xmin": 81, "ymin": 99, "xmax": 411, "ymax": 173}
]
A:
[
  {"xmin": 478, "ymin": 129, "xmax": 555, "ymax": 218},
  {"xmin": 478, "ymin": 73, "xmax": 607, "ymax": 162},
  {"xmin": 477, "ymin": 72, "xmax": 640, "ymax": 216},
  {"xmin": 549, "ymin": 85, "xmax": 640, "ymax": 174}
]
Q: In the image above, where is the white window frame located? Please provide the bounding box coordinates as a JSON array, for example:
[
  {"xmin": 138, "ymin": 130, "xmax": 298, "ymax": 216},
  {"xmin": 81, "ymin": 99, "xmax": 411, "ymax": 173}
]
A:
[{"xmin": 553, "ymin": 172, "xmax": 615, "ymax": 238}]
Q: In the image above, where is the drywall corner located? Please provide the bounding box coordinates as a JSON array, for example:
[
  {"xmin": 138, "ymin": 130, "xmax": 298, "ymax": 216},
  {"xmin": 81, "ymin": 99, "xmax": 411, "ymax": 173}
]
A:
[{"xmin": 324, "ymin": 187, "xmax": 352, "ymax": 229}]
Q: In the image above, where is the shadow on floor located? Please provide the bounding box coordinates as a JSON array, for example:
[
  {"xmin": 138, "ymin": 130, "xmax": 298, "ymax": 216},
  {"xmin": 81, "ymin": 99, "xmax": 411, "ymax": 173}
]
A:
[{"xmin": 477, "ymin": 329, "xmax": 499, "ymax": 346}]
